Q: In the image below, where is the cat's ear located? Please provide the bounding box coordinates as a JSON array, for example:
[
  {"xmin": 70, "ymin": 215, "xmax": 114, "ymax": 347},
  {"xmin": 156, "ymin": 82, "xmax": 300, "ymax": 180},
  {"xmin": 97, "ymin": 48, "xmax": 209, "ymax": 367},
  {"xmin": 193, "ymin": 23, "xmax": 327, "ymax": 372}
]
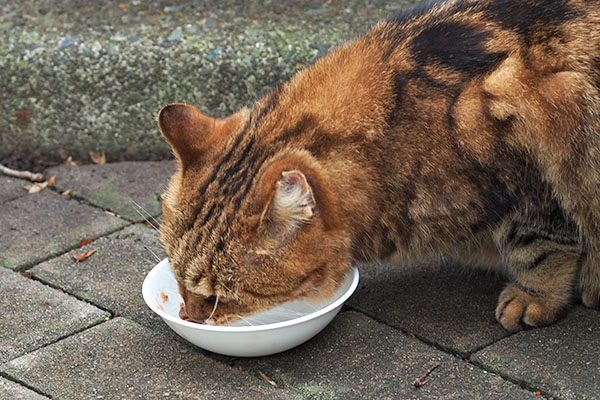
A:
[
  {"xmin": 263, "ymin": 170, "xmax": 316, "ymax": 235},
  {"xmin": 158, "ymin": 103, "xmax": 245, "ymax": 166}
]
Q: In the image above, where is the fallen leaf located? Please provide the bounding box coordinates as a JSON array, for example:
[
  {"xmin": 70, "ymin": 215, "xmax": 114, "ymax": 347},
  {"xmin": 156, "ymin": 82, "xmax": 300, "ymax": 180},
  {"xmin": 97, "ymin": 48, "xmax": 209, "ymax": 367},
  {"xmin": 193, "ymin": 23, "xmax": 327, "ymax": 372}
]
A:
[
  {"xmin": 27, "ymin": 181, "xmax": 48, "ymax": 193},
  {"xmin": 62, "ymin": 189, "xmax": 71, "ymax": 196},
  {"xmin": 65, "ymin": 156, "xmax": 77, "ymax": 166},
  {"xmin": 78, "ymin": 237, "xmax": 93, "ymax": 247},
  {"xmin": 16, "ymin": 109, "xmax": 33, "ymax": 126},
  {"xmin": 19, "ymin": 271, "xmax": 33, "ymax": 279},
  {"xmin": 72, "ymin": 248, "xmax": 97, "ymax": 262},
  {"xmin": 535, "ymin": 392, "xmax": 542, "ymax": 397},
  {"xmin": 47, "ymin": 175, "xmax": 56, "ymax": 187},
  {"xmin": 89, "ymin": 151, "xmax": 106, "ymax": 165},
  {"xmin": 118, "ymin": 3, "xmax": 129, "ymax": 8}
]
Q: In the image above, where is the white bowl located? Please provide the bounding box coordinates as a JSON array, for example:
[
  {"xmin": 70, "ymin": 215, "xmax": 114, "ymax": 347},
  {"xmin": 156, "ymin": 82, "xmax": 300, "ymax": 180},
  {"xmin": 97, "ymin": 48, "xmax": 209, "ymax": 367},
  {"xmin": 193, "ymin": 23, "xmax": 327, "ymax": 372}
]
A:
[{"xmin": 142, "ymin": 258, "xmax": 359, "ymax": 357}]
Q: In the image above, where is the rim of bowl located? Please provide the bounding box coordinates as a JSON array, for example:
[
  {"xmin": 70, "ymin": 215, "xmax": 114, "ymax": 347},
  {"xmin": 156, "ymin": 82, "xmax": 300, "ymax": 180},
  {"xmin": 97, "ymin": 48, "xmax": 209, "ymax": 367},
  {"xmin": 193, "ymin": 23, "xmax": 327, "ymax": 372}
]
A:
[{"xmin": 142, "ymin": 258, "xmax": 360, "ymax": 333}]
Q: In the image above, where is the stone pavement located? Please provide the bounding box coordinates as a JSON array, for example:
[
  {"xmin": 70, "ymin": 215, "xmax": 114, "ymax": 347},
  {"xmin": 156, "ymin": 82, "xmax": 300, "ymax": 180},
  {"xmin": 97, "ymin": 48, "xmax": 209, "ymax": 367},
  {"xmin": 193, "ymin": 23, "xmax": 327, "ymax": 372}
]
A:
[{"xmin": 0, "ymin": 161, "xmax": 598, "ymax": 399}]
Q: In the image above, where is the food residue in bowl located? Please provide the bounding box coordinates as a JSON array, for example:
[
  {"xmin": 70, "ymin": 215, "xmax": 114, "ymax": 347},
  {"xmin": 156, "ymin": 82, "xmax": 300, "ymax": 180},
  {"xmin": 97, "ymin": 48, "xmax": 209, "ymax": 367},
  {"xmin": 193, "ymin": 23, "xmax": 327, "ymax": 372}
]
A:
[{"xmin": 160, "ymin": 291, "xmax": 169, "ymax": 302}]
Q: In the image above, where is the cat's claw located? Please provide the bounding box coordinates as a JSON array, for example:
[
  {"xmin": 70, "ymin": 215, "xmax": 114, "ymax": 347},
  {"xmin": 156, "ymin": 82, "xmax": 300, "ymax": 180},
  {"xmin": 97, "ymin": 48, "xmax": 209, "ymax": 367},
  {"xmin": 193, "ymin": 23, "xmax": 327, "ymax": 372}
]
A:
[{"xmin": 495, "ymin": 286, "xmax": 565, "ymax": 332}]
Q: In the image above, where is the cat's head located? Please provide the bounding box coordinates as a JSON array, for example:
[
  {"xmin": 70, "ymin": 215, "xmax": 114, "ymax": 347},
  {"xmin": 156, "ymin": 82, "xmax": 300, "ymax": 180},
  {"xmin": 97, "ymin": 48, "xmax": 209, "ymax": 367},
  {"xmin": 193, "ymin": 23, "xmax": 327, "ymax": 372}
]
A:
[{"xmin": 157, "ymin": 103, "xmax": 350, "ymax": 325}]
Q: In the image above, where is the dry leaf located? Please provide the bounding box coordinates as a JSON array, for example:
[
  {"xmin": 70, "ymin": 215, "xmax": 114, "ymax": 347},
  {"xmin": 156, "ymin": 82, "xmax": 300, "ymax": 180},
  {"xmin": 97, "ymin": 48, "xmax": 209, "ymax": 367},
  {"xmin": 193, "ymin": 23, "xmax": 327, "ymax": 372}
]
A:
[
  {"xmin": 27, "ymin": 181, "xmax": 48, "ymax": 193},
  {"xmin": 47, "ymin": 175, "xmax": 56, "ymax": 187},
  {"xmin": 19, "ymin": 271, "xmax": 33, "ymax": 279},
  {"xmin": 62, "ymin": 189, "xmax": 71, "ymax": 196},
  {"xmin": 89, "ymin": 151, "xmax": 106, "ymax": 165},
  {"xmin": 65, "ymin": 156, "xmax": 77, "ymax": 166},
  {"xmin": 72, "ymin": 248, "xmax": 97, "ymax": 262},
  {"xmin": 118, "ymin": 3, "xmax": 129, "ymax": 8},
  {"xmin": 78, "ymin": 237, "xmax": 93, "ymax": 247}
]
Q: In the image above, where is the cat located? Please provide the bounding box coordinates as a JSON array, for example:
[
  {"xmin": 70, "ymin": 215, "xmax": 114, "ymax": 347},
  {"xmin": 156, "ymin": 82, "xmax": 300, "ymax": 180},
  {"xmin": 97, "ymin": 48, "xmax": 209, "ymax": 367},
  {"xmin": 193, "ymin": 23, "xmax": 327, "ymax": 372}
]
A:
[{"xmin": 158, "ymin": 0, "xmax": 600, "ymax": 332}]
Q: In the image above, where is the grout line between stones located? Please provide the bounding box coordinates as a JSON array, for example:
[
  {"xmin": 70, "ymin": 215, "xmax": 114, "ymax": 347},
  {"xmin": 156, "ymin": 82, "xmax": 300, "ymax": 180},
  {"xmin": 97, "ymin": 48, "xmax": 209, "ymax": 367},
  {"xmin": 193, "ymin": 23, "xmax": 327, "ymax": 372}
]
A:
[
  {"xmin": 0, "ymin": 371, "xmax": 53, "ymax": 399},
  {"xmin": 339, "ymin": 307, "xmax": 553, "ymax": 398},
  {"xmin": 0, "ymin": 316, "xmax": 109, "ymax": 391},
  {"xmin": 466, "ymin": 357, "xmax": 556, "ymax": 399},
  {"xmin": 47, "ymin": 176, "xmax": 165, "ymax": 225},
  {"xmin": 26, "ymin": 273, "xmax": 117, "ymax": 316},
  {"xmin": 15, "ymin": 223, "xmax": 132, "ymax": 273}
]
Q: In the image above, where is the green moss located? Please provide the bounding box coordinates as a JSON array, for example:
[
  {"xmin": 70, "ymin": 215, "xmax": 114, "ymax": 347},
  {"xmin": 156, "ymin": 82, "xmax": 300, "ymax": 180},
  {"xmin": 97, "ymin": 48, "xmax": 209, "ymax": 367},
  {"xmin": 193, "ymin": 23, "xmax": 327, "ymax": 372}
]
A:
[
  {"xmin": 0, "ymin": 257, "xmax": 16, "ymax": 269},
  {"xmin": 0, "ymin": 0, "xmax": 419, "ymax": 164},
  {"xmin": 42, "ymin": 243, "xmax": 61, "ymax": 257}
]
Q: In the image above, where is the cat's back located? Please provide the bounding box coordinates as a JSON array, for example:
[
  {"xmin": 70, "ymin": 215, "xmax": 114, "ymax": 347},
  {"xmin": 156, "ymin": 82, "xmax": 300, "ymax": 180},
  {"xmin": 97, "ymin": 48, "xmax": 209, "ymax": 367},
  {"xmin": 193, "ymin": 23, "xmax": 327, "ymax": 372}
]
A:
[{"xmin": 375, "ymin": 0, "xmax": 600, "ymax": 76}]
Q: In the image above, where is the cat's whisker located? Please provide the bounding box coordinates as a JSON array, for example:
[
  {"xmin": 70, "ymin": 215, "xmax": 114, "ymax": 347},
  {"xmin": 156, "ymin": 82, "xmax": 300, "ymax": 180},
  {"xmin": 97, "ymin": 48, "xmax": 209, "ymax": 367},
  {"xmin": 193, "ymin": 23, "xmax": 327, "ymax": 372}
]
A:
[
  {"xmin": 140, "ymin": 255, "xmax": 157, "ymax": 266},
  {"xmin": 234, "ymin": 314, "xmax": 255, "ymax": 326},
  {"xmin": 128, "ymin": 198, "xmax": 160, "ymax": 232},
  {"xmin": 220, "ymin": 283, "xmax": 246, "ymax": 304},
  {"xmin": 204, "ymin": 294, "xmax": 220, "ymax": 325},
  {"xmin": 143, "ymin": 245, "xmax": 162, "ymax": 263}
]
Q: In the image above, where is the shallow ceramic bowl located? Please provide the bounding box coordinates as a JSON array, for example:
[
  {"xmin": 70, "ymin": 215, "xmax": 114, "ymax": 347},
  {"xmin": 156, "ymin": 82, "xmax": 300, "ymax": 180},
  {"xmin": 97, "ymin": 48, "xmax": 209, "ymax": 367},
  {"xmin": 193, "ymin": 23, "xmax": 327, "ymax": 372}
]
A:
[{"xmin": 142, "ymin": 258, "xmax": 359, "ymax": 357}]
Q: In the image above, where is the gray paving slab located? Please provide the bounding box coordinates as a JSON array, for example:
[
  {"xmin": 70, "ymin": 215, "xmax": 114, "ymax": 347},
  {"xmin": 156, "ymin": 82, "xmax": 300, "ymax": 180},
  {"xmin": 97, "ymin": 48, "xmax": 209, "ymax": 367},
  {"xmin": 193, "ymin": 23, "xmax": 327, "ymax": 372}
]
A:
[
  {"xmin": 32, "ymin": 224, "xmax": 165, "ymax": 330},
  {"xmin": 1, "ymin": 317, "xmax": 291, "ymax": 400},
  {"xmin": 237, "ymin": 311, "xmax": 534, "ymax": 399},
  {"xmin": 0, "ymin": 267, "xmax": 108, "ymax": 364},
  {"xmin": 347, "ymin": 262, "xmax": 509, "ymax": 356},
  {"xmin": 0, "ymin": 190, "xmax": 129, "ymax": 270},
  {"xmin": 0, "ymin": 377, "xmax": 46, "ymax": 400},
  {"xmin": 49, "ymin": 161, "xmax": 177, "ymax": 222},
  {"xmin": 0, "ymin": 176, "xmax": 27, "ymax": 205},
  {"xmin": 472, "ymin": 306, "xmax": 600, "ymax": 400}
]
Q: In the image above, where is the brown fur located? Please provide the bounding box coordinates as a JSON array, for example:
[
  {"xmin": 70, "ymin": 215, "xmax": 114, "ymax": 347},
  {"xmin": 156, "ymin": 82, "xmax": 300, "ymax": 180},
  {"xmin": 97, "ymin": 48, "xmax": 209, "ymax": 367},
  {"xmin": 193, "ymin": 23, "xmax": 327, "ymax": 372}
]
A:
[{"xmin": 158, "ymin": 0, "xmax": 600, "ymax": 330}]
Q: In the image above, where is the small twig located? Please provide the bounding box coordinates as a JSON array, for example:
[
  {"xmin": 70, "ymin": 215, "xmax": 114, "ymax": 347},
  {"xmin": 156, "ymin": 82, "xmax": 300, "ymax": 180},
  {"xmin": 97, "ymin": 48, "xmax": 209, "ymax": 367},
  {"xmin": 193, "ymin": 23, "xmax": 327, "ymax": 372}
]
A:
[
  {"xmin": 257, "ymin": 370, "xmax": 278, "ymax": 387},
  {"xmin": 0, "ymin": 163, "xmax": 44, "ymax": 182},
  {"xmin": 412, "ymin": 362, "xmax": 441, "ymax": 388},
  {"xmin": 250, "ymin": 388, "xmax": 267, "ymax": 396}
]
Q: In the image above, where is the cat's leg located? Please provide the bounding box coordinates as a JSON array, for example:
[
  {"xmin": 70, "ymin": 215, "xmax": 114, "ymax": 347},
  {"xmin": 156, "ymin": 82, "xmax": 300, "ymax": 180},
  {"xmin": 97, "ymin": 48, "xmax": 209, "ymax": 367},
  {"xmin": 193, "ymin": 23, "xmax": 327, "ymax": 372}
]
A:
[
  {"xmin": 579, "ymin": 248, "xmax": 600, "ymax": 308},
  {"xmin": 487, "ymin": 67, "xmax": 600, "ymax": 310},
  {"xmin": 494, "ymin": 219, "xmax": 582, "ymax": 332}
]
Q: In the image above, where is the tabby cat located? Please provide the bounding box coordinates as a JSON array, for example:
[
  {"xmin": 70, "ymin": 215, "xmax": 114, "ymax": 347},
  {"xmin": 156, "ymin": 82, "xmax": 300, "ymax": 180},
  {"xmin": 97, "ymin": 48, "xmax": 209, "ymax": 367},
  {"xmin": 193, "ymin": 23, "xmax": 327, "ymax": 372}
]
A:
[{"xmin": 158, "ymin": 0, "xmax": 600, "ymax": 332}]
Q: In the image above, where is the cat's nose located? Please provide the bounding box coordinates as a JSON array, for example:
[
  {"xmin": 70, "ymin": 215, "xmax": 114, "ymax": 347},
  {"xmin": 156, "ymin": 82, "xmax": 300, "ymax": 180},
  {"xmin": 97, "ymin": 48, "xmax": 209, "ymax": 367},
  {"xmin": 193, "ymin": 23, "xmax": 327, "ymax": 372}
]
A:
[
  {"xmin": 179, "ymin": 302, "xmax": 209, "ymax": 323},
  {"xmin": 183, "ymin": 295, "xmax": 217, "ymax": 322}
]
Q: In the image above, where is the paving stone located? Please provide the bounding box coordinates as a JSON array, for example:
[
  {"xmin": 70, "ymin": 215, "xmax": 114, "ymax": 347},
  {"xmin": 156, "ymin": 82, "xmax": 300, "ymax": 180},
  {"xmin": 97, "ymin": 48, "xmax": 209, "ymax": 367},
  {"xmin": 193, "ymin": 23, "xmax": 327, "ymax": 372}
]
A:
[
  {"xmin": 49, "ymin": 161, "xmax": 177, "ymax": 222},
  {"xmin": 472, "ymin": 306, "xmax": 600, "ymax": 400},
  {"xmin": 0, "ymin": 268, "xmax": 108, "ymax": 364},
  {"xmin": 32, "ymin": 224, "xmax": 166, "ymax": 330},
  {"xmin": 237, "ymin": 311, "xmax": 534, "ymax": 399},
  {"xmin": 0, "ymin": 176, "xmax": 27, "ymax": 205},
  {"xmin": 347, "ymin": 262, "xmax": 509, "ymax": 356},
  {"xmin": 0, "ymin": 190, "xmax": 128, "ymax": 270},
  {"xmin": 0, "ymin": 377, "xmax": 46, "ymax": 400},
  {"xmin": 1, "ymin": 317, "xmax": 290, "ymax": 400}
]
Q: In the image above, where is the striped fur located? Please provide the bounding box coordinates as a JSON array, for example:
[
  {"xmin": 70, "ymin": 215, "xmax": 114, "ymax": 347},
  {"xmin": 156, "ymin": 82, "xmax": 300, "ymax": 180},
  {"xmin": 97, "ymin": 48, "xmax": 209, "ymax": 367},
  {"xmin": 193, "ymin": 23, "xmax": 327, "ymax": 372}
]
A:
[{"xmin": 159, "ymin": 0, "xmax": 600, "ymax": 330}]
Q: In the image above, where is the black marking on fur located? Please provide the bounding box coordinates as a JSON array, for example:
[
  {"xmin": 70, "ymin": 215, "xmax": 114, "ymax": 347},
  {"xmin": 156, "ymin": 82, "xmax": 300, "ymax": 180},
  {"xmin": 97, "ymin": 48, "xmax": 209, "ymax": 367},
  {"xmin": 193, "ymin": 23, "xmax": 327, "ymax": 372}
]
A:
[
  {"xmin": 528, "ymin": 251, "xmax": 550, "ymax": 270},
  {"xmin": 274, "ymin": 114, "xmax": 318, "ymax": 145},
  {"xmin": 411, "ymin": 21, "xmax": 507, "ymax": 76},
  {"xmin": 513, "ymin": 232, "xmax": 579, "ymax": 247},
  {"xmin": 485, "ymin": 0, "xmax": 578, "ymax": 37}
]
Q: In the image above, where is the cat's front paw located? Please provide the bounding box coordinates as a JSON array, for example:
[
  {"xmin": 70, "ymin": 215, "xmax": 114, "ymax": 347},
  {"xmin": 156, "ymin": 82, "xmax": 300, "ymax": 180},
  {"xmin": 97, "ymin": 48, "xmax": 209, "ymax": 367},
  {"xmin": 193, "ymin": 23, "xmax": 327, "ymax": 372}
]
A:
[{"xmin": 495, "ymin": 286, "xmax": 565, "ymax": 332}]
